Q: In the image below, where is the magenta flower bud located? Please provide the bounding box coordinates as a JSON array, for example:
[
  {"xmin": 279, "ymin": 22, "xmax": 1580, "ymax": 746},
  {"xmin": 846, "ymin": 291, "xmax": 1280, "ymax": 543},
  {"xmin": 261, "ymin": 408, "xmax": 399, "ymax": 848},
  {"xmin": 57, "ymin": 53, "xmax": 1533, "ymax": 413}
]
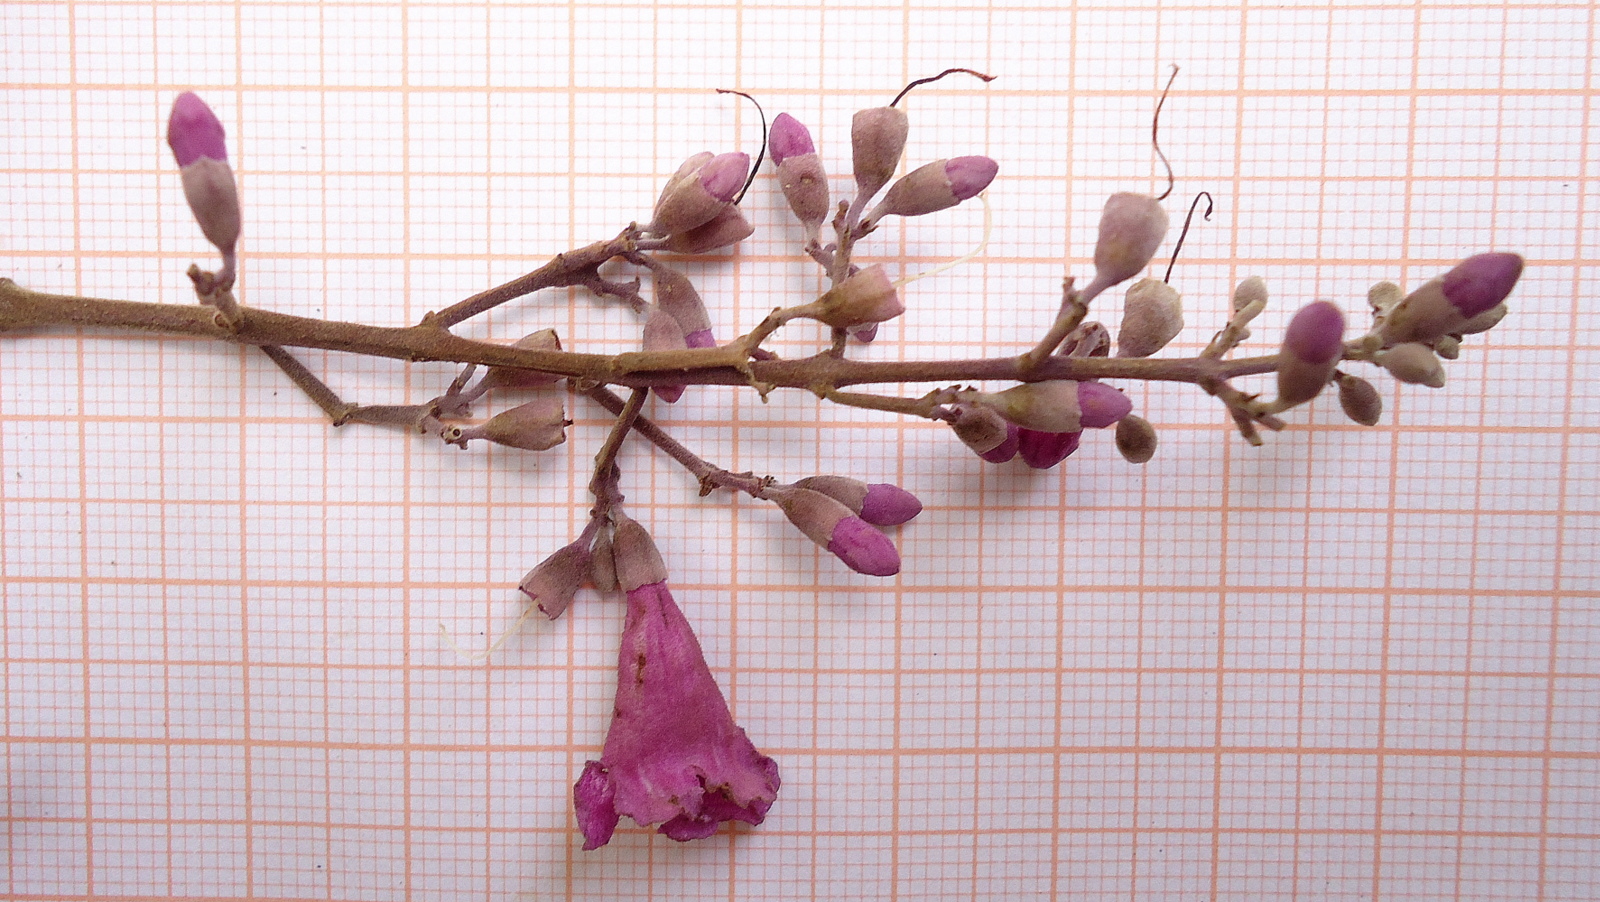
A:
[
  {"xmin": 851, "ymin": 106, "xmax": 910, "ymax": 203},
  {"xmin": 458, "ymin": 397, "xmax": 567, "ymax": 451},
  {"xmin": 1442, "ymin": 253, "xmax": 1523, "ymax": 320},
  {"xmin": 642, "ymin": 305, "xmax": 690, "ymax": 403},
  {"xmin": 1381, "ymin": 253, "xmax": 1522, "ymax": 344},
  {"xmin": 795, "ymin": 476, "xmax": 923, "ymax": 526},
  {"xmin": 768, "ymin": 487, "xmax": 900, "ymax": 577},
  {"xmin": 1275, "ymin": 300, "xmax": 1346, "ymax": 407},
  {"xmin": 1017, "ymin": 428, "xmax": 1081, "ymax": 470},
  {"xmin": 1085, "ymin": 192, "xmax": 1169, "ymax": 299},
  {"xmin": 664, "ymin": 204, "xmax": 754, "ymax": 254},
  {"xmin": 650, "ymin": 151, "xmax": 749, "ymax": 235},
  {"xmin": 810, "ymin": 265, "xmax": 905, "ymax": 329},
  {"xmin": 866, "ymin": 156, "xmax": 997, "ymax": 222},
  {"xmin": 482, "ymin": 328, "xmax": 563, "ymax": 390},
  {"xmin": 167, "ymin": 92, "xmax": 241, "ymax": 262},
  {"xmin": 574, "ymin": 577, "xmax": 780, "ymax": 849},
  {"xmin": 519, "ymin": 540, "xmax": 591, "ymax": 620},
  {"xmin": 167, "ymin": 92, "xmax": 228, "ymax": 166},
  {"xmin": 768, "ymin": 113, "xmax": 816, "ymax": 165},
  {"xmin": 975, "ymin": 380, "xmax": 1131, "ymax": 433},
  {"xmin": 610, "ymin": 515, "xmax": 668, "ymax": 592}
]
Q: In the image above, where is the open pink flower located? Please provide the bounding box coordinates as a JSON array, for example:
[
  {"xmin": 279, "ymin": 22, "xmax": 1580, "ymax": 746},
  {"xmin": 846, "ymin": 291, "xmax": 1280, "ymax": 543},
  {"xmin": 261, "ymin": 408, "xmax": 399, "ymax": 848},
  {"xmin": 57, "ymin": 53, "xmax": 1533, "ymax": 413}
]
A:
[{"xmin": 574, "ymin": 520, "xmax": 780, "ymax": 849}]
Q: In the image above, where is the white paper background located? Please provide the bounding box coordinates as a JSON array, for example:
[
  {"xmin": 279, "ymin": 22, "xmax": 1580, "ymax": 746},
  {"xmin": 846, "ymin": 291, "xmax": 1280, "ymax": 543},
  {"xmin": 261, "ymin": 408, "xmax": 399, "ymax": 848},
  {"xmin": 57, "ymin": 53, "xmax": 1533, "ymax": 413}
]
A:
[{"xmin": 2, "ymin": 1, "xmax": 1596, "ymax": 900}]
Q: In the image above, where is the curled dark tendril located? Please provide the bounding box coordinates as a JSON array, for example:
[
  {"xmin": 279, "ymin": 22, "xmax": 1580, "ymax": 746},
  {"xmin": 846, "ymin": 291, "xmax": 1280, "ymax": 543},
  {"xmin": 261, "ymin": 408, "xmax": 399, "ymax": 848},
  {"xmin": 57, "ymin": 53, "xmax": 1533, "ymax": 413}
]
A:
[
  {"xmin": 716, "ymin": 88, "xmax": 767, "ymax": 205},
  {"xmin": 890, "ymin": 68, "xmax": 997, "ymax": 107},
  {"xmin": 1152, "ymin": 64, "xmax": 1180, "ymax": 202},
  {"xmin": 1164, "ymin": 190, "xmax": 1215, "ymax": 284}
]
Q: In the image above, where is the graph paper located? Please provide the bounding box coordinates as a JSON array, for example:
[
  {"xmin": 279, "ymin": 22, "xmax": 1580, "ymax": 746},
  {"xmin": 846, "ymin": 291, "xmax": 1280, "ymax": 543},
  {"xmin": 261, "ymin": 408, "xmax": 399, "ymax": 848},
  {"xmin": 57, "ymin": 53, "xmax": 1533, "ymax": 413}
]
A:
[{"xmin": 1, "ymin": 1, "xmax": 1595, "ymax": 899}]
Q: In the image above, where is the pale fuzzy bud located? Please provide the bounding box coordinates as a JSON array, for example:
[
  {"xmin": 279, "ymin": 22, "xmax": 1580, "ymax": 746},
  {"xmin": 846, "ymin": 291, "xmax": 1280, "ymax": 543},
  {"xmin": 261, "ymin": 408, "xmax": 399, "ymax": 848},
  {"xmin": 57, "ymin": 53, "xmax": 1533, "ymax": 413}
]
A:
[
  {"xmin": 866, "ymin": 156, "xmax": 997, "ymax": 222},
  {"xmin": 642, "ymin": 305, "xmax": 690, "ymax": 403},
  {"xmin": 664, "ymin": 205, "xmax": 753, "ymax": 254},
  {"xmin": 768, "ymin": 113, "xmax": 816, "ymax": 165},
  {"xmin": 1368, "ymin": 281, "xmax": 1403, "ymax": 315},
  {"xmin": 482, "ymin": 328, "xmax": 563, "ymax": 390},
  {"xmin": 975, "ymin": 381, "xmax": 1132, "ymax": 433},
  {"xmin": 768, "ymin": 487, "xmax": 900, "ymax": 577},
  {"xmin": 811, "ymin": 265, "xmax": 905, "ymax": 329},
  {"xmin": 168, "ymin": 93, "xmax": 240, "ymax": 256},
  {"xmin": 850, "ymin": 106, "xmax": 909, "ymax": 203},
  {"xmin": 1376, "ymin": 342, "xmax": 1446, "ymax": 387},
  {"xmin": 1233, "ymin": 276, "xmax": 1269, "ymax": 314},
  {"xmin": 519, "ymin": 541, "xmax": 591, "ymax": 620},
  {"xmin": 1275, "ymin": 301, "xmax": 1346, "ymax": 407},
  {"xmin": 950, "ymin": 404, "xmax": 1011, "ymax": 455},
  {"xmin": 1115, "ymin": 278, "xmax": 1184, "ymax": 358},
  {"xmin": 650, "ymin": 265, "xmax": 714, "ymax": 346},
  {"xmin": 777, "ymin": 153, "xmax": 831, "ymax": 234},
  {"xmin": 1381, "ymin": 253, "xmax": 1522, "ymax": 344},
  {"xmin": 589, "ymin": 527, "xmax": 617, "ymax": 592},
  {"xmin": 1017, "ymin": 428, "xmax": 1081, "ymax": 470},
  {"xmin": 611, "ymin": 515, "xmax": 669, "ymax": 592},
  {"xmin": 650, "ymin": 151, "xmax": 749, "ymax": 235},
  {"xmin": 1336, "ymin": 373, "xmax": 1383, "ymax": 426},
  {"xmin": 1114, "ymin": 414, "xmax": 1158, "ymax": 464},
  {"xmin": 1086, "ymin": 193, "xmax": 1169, "ymax": 298},
  {"xmin": 1433, "ymin": 335, "xmax": 1461, "ymax": 360},
  {"xmin": 796, "ymin": 476, "xmax": 922, "ymax": 526},
  {"xmin": 470, "ymin": 397, "xmax": 568, "ymax": 451},
  {"xmin": 1457, "ymin": 302, "xmax": 1507, "ymax": 336}
]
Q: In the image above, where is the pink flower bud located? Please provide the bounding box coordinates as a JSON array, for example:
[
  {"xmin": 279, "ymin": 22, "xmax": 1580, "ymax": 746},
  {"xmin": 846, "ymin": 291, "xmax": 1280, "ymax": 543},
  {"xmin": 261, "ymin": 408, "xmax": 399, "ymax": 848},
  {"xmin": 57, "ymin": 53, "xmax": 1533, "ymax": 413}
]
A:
[
  {"xmin": 519, "ymin": 541, "xmax": 591, "ymax": 619},
  {"xmin": 1086, "ymin": 193, "xmax": 1169, "ymax": 299},
  {"xmin": 167, "ymin": 92, "xmax": 240, "ymax": 258},
  {"xmin": 768, "ymin": 113, "xmax": 816, "ymax": 165},
  {"xmin": 768, "ymin": 487, "xmax": 901, "ymax": 576},
  {"xmin": 651, "ymin": 151, "xmax": 749, "ymax": 235},
  {"xmin": 1381, "ymin": 253, "xmax": 1522, "ymax": 344},
  {"xmin": 482, "ymin": 328, "xmax": 563, "ymax": 390},
  {"xmin": 611, "ymin": 515, "xmax": 668, "ymax": 592},
  {"xmin": 642, "ymin": 305, "xmax": 690, "ymax": 403},
  {"xmin": 1275, "ymin": 300, "xmax": 1345, "ymax": 407},
  {"xmin": 1115, "ymin": 278, "xmax": 1184, "ymax": 358},
  {"xmin": 462, "ymin": 397, "xmax": 568, "ymax": 451},
  {"xmin": 650, "ymin": 265, "xmax": 714, "ymax": 346},
  {"xmin": 795, "ymin": 476, "xmax": 923, "ymax": 526},
  {"xmin": 866, "ymin": 156, "xmax": 997, "ymax": 222},
  {"xmin": 1017, "ymin": 428, "xmax": 1081, "ymax": 469},
  {"xmin": 976, "ymin": 381, "xmax": 1131, "ymax": 434},
  {"xmin": 810, "ymin": 265, "xmax": 905, "ymax": 329},
  {"xmin": 851, "ymin": 106, "xmax": 909, "ymax": 203},
  {"xmin": 664, "ymin": 205, "xmax": 754, "ymax": 254}
]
